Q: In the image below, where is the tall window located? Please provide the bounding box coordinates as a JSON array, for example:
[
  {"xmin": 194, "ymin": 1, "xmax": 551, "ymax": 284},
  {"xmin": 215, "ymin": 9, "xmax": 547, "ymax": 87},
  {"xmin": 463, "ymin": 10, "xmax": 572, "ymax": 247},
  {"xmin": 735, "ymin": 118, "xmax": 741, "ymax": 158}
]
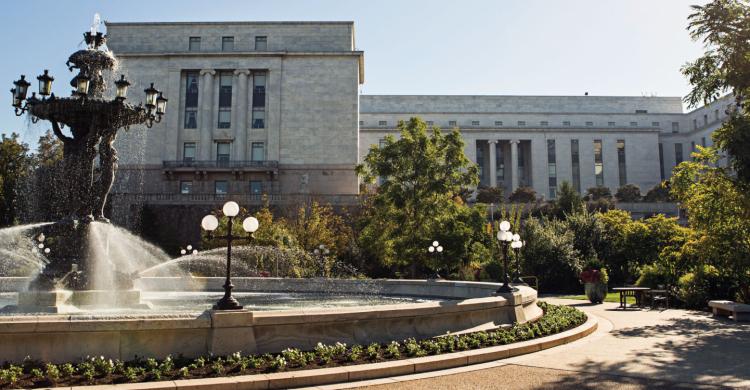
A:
[
  {"xmin": 214, "ymin": 180, "xmax": 228, "ymax": 195},
  {"xmin": 617, "ymin": 140, "xmax": 627, "ymax": 186},
  {"xmin": 571, "ymin": 139, "xmax": 581, "ymax": 193},
  {"xmin": 255, "ymin": 36, "xmax": 267, "ymax": 50},
  {"xmin": 593, "ymin": 140, "xmax": 604, "ymax": 187},
  {"xmin": 249, "ymin": 180, "xmax": 263, "ymax": 194},
  {"xmin": 180, "ymin": 181, "xmax": 193, "ymax": 194},
  {"xmin": 691, "ymin": 141, "xmax": 696, "ymax": 160},
  {"xmin": 251, "ymin": 142, "xmax": 265, "ymax": 161},
  {"xmin": 518, "ymin": 143, "xmax": 526, "ymax": 185},
  {"xmin": 184, "ymin": 72, "xmax": 199, "ymax": 129},
  {"xmin": 675, "ymin": 143, "xmax": 684, "ymax": 164},
  {"xmin": 216, "ymin": 142, "xmax": 230, "ymax": 166},
  {"xmin": 221, "ymin": 36, "xmax": 234, "ymax": 51},
  {"xmin": 671, "ymin": 122, "xmax": 679, "ymax": 133},
  {"xmin": 189, "ymin": 37, "xmax": 201, "ymax": 51},
  {"xmin": 476, "ymin": 143, "xmax": 484, "ymax": 183},
  {"xmin": 183, "ymin": 142, "xmax": 196, "ymax": 162},
  {"xmin": 658, "ymin": 143, "xmax": 665, "ymax": 181},
  {"xmin": 252, "ymin": 73, "xmax": 266, "ymax": 128},
  {"xmin": 547, "ymin": 139, "xmax": 557, "ymax": 199},
  {"xmin": 496, "ymin": 143, "xmax": 504, "ymax": 183},
  {"xmin": 217, "ymin": 72, "xmax": 232, "ymax": 128}
]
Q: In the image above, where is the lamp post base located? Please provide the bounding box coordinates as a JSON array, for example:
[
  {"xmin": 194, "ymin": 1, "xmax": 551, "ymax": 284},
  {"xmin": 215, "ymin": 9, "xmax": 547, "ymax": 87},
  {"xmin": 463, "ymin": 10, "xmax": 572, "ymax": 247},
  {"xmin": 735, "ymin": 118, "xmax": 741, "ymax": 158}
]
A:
[
  {"xmin": 495, "ymin": 283, "xmax": 517, "ymax": 294},
  {"xmin": 214, "ymin": 296, "xmax": 243, "ymax": 311}
]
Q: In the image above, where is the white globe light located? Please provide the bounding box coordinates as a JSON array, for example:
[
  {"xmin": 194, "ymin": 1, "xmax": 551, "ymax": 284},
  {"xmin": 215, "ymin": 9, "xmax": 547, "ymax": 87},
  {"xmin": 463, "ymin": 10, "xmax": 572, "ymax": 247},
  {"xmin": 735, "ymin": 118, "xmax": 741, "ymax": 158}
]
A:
[
  {"xmin": 187, "ymin": 245, "xmax": 193, "ymax": 250},
  {"xmin": 499, "ymin": 220, "xmax": 511, "ymax": 232},
  {"xmin": 192, "ymin": 249, "xmax": 198, "ymax": 255},
  {"xmin": 505, "ymin": 232, "xmax": 514, "ymax": 242},
  {"xmin": 314, "ymin": 248, "xmax": 320, "ymax": 254},
  {"xmin": 222, "ymin": 201, "xmax": 240, "ymax": 217},
  {"xmin": 324, "ymin": 248, "xmax": 330, "ymax": 255},
  {"xmin": 201, "ymin": 215, "xmax": 219, "ymax": 231},
  {"xmin": 242, "ymin": 216, "xmax": 259, "ymax": 233},
  {"xmin": 432, "ymin": 240, "xmax": 439, "ymax": 247},
  {"xmin": 44, "ymin": 247, "xmax": 50, "ymax": 254},
  {"xmin": 428, "ymin": 246, "xmax": 435, "ymax": 253},
  {"xmin": 437, "ymin": 246, "xmax": 443, "ymax": 253},
  {"xmin": 38, "ymin": 243, "xmax": 44, "ymax": 249},
  {"xmin": 513, "ymin": 233, "xmax": 521, "ymax": 241},
  {"xmin": 37, "ymin": 233, "xmax": 45, "ymax": 242},
  {"xmin": 180, "ymin": 249, "xmax": 186, "ymax": 255}
]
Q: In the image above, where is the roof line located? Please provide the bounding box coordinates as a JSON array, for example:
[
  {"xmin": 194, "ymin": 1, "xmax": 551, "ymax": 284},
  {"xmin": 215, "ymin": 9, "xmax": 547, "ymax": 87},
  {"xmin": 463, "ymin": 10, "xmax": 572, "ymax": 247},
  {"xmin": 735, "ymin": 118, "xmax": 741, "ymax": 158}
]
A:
[{"xmin": 104, "ymin": 21, "xmax": 354, "ymax": 26}]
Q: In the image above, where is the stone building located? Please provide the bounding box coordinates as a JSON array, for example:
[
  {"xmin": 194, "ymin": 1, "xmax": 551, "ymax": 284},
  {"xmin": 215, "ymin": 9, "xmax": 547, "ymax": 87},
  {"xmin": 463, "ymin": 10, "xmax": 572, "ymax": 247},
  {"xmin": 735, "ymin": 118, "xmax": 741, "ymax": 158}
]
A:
[{"xmin": 105, "ymin": 20, "xmax": 730, "ymax": 216}]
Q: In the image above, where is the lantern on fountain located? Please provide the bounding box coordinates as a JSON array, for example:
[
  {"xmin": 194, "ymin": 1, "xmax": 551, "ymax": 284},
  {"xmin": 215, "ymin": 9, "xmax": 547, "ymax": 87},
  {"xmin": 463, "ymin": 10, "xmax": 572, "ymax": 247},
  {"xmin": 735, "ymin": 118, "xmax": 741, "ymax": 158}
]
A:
[
  {"xmin": 156, "ymin": 92, "xmax": 168, "ymax": 116},
  {"xmin": 37, "ymin": 70, "xmax": 54, "ymax": 98},
  {"xmin": 114, "ymin": 74, "xmax": 130, "ymax": 101},
  {"xmin": 11, "ymin": 75, "xmax": 30, "ymax": 109},
  {"xmin": 72, "ymin": 70, "xmax": 90, "ymax": 97},
  {"xmin": 144, "ymin": 83, "xmax": 158, "ymax": 112}
]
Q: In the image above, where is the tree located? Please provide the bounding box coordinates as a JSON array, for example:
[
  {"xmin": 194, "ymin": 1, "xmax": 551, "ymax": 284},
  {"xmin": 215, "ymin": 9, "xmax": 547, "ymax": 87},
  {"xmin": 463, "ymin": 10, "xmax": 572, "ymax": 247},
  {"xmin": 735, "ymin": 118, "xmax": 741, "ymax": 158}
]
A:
[
  {"xmin": 0, "ymin": 133, "xmax": 32, "ymax": 226},
  {"xmin": 554, "ymin": 181, "xmax": 584, "ymax": 216},
  {"xmin": 475, "ymin": 186, "xmax": 504, "ymax": 204},
  {"xmin": 643, "ymin": 182, "xmax": 673, "ymax": 202},
  {"xmin": 682, "ymin": 0, "xmax": 750, "ymax": 184},
  {"xmin": 584, "ymin": 186, "xmax": 612, "ymax": 201},
  {"xmin": 615, "ymin": 184, "xmax": 642, "ymax": 202},
  {"xmin": 508, "ymin": 186, "xmax": 537, "ymax": 203},
  {"xmin": 356, "ymin": 117, "xmax": 479, "ymax": 276},
  {"xmin": 289, "ymin": 201, "xmax": 353, "ymax": 256}
]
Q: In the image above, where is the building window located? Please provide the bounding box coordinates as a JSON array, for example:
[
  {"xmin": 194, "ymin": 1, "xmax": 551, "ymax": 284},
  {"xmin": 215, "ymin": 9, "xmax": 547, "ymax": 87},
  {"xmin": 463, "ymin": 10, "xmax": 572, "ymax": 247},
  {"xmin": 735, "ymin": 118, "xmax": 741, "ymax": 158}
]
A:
[
  {"xmin": 251, "ymin": 110, "xmax": 265, "ymax": 129},
  {"xmin": 594, "ymin": 140, "xmax": 604, "ymax": 187},
  {"xmin": 585, "ymin": 121, "xmax": 593, "ymax": 127},
  {"xmin": 184, "ymin": 72, "xmax": 199, "ymax": 129},
  {"xmin": 675, "ymin": 143, "xmax": 684, "ymax": 164},
  {"xmin": 672, "ymin": 122, "xmax": 679, "ymax": 133},
  {"xmin": 635, "ymin": 109, "xmax": 648, "ymax": 114},
  {"xmin": 214, "ymin": 180, "xmax": 228, "ymax": 195},
  {"xmin": 221, "ymin": 36, "xmax": 234, "ymax": 51},
  {"xmin": 471, "ymin": 120, "xmax": 480, "ymax": 126},
  {"xmin": 617, "ymin": 139, "xmax": 627, "ymax": 187},
  {"xmin": 378, "ymin": 120, "xmax": 387, "ymax": 126},
  {"xmin": 691, "ymin": 141, "xmax": 696, "ymax": 160},
  {"xmin": 571, "ymin": 139, "xmax": 581, "ymax": 193},
  {"xmin": 701, "ymin": 137, "xmax": 706, "ymax": 147},
  {"xmin": 216, "ymin": 142, "xmax": 231, "ymax": 165},
  {"xmin": 608, "ymin": 121, "xmax": 615, "ymax": 127},
  {"xmin": 541, "ymin": 121, "xmax": 549, "ymax": 127},
  {"xmin": 652, "ymin": 121, "xmax": 660, "ymax": 127},
  {"xmin": 496, "ymin": 142, "xmax": 504, "ymax": 183},
  {"xmin": 180, "ymin": 181, "xmax": 193, "ymax": 194},
  {"xmin": 249, "ymin": 180, "xmax": 263, "ymax": 194},
  {"xmin": 183, "ymin": 142, "xmax": 196, "ymax": 162},
  {"xmin": 563, "ymin": 121, "xmax": 571, "ymax": 126},
  {"xmin": 693, "ymin": 119, "xmax": 698, "ymax": 129},
  {"xmin": 630, "ymin": 121, "xmax": 638, "ymax": 127},
  {"xmin": 426, "ymin": 121, "xmax": 434, "ymax": 126},
  {"xmin": 359, "ymin": 120, "xmax": 364, "ymax": 126},
  {"xmin": 658, "ymin": 143, "xmax": 665, "ymax": 181},
  {"xmin": 547, "ymin": 139, "xmax": 557, "ymax": 199},
  {"xmin": 251, "ymin": 142, "xmax": 265, "ymax": 161},
  {"xmin": 476, "ymin": 143, "xmax": 484, "ymax": 183},
  {"xmin": 518, "ymin": 143, "xmax": 526, "ymax": 185},
  {"xmin": 252, "ymin": 73, "xmax": 266, "ymax": 108},
  {"xmin": 517, "ymin": 121, "xmax": 526, "ymax": 126},
  {"xmin": 449, "ymin": 120, "xmax": 457, "ymax": 127},
  {"xmin": 189, "ymin": 37, "xmax": 201, "ymax": 51},
  {"xmin": 255, "ymin": 36, "xmax": 267, "ymax": 50},
  {"xmin": 217, "ymin": 72, "xmax": 232, "ymax": 128},
  {"xmin": 495, "ymin": 121, "xmax": 503, "ymax": 127}
]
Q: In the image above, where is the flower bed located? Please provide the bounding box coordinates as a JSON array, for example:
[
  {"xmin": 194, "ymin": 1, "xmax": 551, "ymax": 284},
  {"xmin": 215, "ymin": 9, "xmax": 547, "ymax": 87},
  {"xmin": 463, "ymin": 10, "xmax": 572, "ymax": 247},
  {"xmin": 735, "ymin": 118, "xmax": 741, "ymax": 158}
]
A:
[{"xmin": 0, "ymin": 303, "xmax": 585, "ymax": 389}]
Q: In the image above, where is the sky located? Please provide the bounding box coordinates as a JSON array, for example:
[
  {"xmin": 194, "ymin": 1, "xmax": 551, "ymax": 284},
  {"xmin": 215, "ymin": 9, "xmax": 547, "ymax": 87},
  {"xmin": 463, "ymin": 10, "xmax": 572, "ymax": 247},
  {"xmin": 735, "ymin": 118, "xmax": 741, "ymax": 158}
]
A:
[{"xmin": 0, "ymin": 0, "xmax": 709, "ymax": 146}]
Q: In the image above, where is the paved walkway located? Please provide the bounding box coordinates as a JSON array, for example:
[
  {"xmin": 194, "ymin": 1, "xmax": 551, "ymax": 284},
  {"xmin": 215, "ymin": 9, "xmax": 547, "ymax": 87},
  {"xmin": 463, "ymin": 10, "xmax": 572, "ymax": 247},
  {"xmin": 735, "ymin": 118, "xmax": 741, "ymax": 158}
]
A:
[{"xmin": 310, "ymin": 298, "xmax": 750, "ymax": 389}]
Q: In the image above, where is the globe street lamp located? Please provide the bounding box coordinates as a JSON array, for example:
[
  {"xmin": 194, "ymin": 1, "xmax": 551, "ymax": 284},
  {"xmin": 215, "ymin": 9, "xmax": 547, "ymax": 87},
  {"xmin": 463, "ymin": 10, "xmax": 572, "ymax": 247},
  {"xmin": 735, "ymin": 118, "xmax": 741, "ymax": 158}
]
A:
[
  {"xmin": 313, "ymin": 244, "xmax": 330, "ymax": 277},
  {"xmin": 495, "ymin": 220, "xmax": 516, "ymax": 294},
  {"xmin": 201, "ymin": 201, "xmax": 259, "ymax": 310},
  {"xmin": 511, "ymin": 235, "xmax": 525, "ymax": 283},
  {"xmin": 427, "ymin": 240, "xmax": 444, "ymax": 280}
]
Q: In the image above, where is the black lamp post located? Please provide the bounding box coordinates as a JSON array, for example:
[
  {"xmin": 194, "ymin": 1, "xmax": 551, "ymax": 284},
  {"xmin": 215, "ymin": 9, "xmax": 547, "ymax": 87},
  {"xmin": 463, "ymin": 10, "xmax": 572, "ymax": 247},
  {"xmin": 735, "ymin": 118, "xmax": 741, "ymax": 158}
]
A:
[
  {"xmin": 313, "ymin": 244, "xmax": 330, "ymax": 277},
  {"xmin": 201, "ymin": 201, "xmax": 259, "ymax": 310},
  {"xmin": 495, "ymin": 220, "xmax": 516, "ymax": 294},
  {"xmin": 427, "ymin": 240, "xmax": 443, "ymax": 280}
]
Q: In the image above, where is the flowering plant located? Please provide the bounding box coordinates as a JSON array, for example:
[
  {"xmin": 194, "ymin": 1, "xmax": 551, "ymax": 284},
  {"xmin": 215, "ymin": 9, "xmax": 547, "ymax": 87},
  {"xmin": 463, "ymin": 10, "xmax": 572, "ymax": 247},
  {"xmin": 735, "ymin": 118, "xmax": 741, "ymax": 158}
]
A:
[{"xmin": 580, "ymin": 268, "xmax": 609, "ymax": 284}]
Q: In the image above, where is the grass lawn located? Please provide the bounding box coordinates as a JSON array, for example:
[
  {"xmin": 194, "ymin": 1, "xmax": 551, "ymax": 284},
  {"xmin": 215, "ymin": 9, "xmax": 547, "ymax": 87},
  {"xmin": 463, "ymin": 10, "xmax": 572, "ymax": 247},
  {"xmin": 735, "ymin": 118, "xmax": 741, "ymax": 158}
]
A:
[{"xmin": 559, "ymin": 292, "xmax": 635, "ymax": 304}]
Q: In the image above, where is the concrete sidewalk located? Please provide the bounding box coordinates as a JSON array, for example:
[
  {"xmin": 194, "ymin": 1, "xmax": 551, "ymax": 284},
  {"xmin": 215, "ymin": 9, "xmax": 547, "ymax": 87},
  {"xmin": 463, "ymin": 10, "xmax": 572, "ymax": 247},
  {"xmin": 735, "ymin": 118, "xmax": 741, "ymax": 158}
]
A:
[{"xmin": 315, "ymin": 298, "xmax": 750, "ymax": 389}]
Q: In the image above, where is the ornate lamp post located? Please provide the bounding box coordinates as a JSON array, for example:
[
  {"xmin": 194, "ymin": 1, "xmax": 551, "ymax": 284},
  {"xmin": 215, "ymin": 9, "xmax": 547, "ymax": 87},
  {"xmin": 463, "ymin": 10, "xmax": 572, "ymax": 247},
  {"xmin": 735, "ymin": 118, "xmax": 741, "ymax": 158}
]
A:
[
  {"xmin": 427, "ymin": 240, "xmax": 444, "ymax": 280},
  {"xmin": 201, "ymin": 201, "xmax": 259, "ymax": 310},
  {"xmin": 313, "ymin": 244, "xmax": 330, "ymax": 277},
  {"xmin": 495, "ymin": 220, "xmax": 516, "ymax": 294},
  {"xmin": 511, "ymin": 235, "xmax": 525, "ymax": 283}
]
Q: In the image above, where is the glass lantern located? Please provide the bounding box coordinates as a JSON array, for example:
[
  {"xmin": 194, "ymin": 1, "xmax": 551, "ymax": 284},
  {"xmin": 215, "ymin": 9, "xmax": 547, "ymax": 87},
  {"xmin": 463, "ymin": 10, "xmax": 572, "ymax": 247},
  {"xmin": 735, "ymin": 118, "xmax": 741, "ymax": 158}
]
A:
[
  {"xmin": 155, "ymin": 92, "xmax": 168, "ymax": 115},
  {"xmin": 37, "ymin": 70, "xmax": 54, "ymax": 97},
  {"xmin": 144, "ymin": 83, "xmax": 158, "ymax": 109},
  {"xmin": 13, "ymin": 75, "xmax": 30, "ymax": 102},
  {"xmin": 73, "ymin": 71, "xmax": 90, "ymax": 97},
  {"xmin": 114, "ymin": 74, "xmax": 130, "ymax": 101}
]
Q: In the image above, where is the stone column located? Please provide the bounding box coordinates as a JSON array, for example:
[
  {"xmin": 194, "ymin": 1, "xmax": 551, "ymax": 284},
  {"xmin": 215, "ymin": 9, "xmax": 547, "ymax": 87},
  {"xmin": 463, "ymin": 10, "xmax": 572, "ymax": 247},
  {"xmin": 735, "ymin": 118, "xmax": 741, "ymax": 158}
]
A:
[
  {"xmin": 233, "ymin": 69, "xmax": 250, "ymax": 161},
  {"xmin": 488, "ymin": 140, "xmax": 498, "ymax": 187},
  {"xmin": 165, "ymin": 68, "xmax": 181, "ymax": 161},
  {"xmin": 199, "ymin": 69, "xmax": 215, "ymax": 160},
  {"xmin": 510, "ymin": 139, "xmax": 520, "ymax": 192}
]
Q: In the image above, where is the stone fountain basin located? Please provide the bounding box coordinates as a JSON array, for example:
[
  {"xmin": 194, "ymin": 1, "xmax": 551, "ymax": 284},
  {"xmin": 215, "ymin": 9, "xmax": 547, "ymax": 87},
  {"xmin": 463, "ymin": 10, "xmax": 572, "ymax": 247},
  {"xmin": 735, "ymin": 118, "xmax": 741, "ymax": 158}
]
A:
[{"xmin": 0, "ymin": 278, "xmax": 541, "ymax": 363}]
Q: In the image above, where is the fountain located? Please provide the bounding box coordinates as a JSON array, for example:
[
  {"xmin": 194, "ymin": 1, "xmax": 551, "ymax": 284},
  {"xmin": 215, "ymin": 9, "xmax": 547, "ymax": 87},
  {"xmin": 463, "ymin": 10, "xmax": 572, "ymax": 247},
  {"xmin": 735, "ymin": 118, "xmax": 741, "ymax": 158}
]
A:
[{"xmin": 7, "ymin": 21, "xmax": 167, "ymax": 312}]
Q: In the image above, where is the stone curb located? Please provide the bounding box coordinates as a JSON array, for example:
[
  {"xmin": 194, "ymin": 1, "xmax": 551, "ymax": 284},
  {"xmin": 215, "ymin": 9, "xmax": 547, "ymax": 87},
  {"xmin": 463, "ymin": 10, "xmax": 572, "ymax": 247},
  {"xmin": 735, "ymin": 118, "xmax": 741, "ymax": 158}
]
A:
[{"xmin": 65, "ymin": 315, "xmax": 598, "ymax": 390}]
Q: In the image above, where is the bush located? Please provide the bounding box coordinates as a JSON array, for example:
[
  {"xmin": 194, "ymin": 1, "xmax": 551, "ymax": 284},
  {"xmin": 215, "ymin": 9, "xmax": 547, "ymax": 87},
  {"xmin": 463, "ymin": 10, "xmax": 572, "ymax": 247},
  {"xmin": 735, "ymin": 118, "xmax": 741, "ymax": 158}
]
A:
[
  {"xmin": 475, "ymin": 186, "xmax": 504, "ymax": 204},
  {"xmin": 520, "ymin": 218, "xmax": 584, "ymax": 293},
  {"xmin": 584, "ymin": 186, "xmax": 612, "ymax": 201},
  {"xmin": 615, "ymin": 184, "xmax": 642, "ymax": 202},
  {"xmin": 643, "ymin": 182, "xmax": 673, "ymax": 202},
  {"xmin": 509, "ymin": 186, "xmax": 537, "ymax": 203},
  {"xmin": 586, "ymin": 197, "xmax": 615, "ymax": 212},
  {"xmin": 677, "ymin": 265, "xmax": 737, "ymax": 309}
]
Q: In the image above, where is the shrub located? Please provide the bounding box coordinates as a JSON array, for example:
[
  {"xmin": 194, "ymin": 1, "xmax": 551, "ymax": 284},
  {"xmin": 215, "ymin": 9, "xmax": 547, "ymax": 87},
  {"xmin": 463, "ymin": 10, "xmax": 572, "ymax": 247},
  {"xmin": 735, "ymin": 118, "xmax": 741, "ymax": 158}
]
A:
[
  {"xmin": 585, "ymin": 186, "xmax": 612, "ymax": 201},
  {"xmin": 509, "ymin": 186, "xmax": 537, "ymax": 203},
  {"xmin": 615, "ymin": 184, "xmax": 642, "ymax": 202},
  {"xmin": 520, "ymin": 218, "xmax": 584, "ymax": 293},
  {"xmin": 677, "ymin": 265, "xmax": 737, "ymax": 309},
  {"xmin": 476, "ymin": 186, "xmax": 504, "ymax": 204},
  {"xmin": 643, "ymin": 182, "xmax": 673, "ymax": 202}
]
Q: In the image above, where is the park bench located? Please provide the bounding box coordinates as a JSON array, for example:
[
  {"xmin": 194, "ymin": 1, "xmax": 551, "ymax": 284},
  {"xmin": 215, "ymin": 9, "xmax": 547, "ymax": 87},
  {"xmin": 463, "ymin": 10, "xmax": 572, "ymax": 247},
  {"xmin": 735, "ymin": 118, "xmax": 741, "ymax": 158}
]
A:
[{"xmin": 708, "ymin": 300, "xmax": 750, "ymax": 322}]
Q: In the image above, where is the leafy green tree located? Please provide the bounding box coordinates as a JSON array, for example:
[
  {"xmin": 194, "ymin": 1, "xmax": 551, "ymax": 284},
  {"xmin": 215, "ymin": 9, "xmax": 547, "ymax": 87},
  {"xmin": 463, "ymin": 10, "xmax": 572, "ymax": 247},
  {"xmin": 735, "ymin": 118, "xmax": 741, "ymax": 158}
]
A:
[
  {"xmin": 356, "ymin": 117, "xmax": 479, "ymax": 276},
  {"xmin": 615, "ymin": 184, "xmax": 642, "ymax": 202},
  {"xmin": 643, "ymin": 182, "xmax": 673, "ymax": 202},
  {"xmin": 0, "ymin": 133, "xmax": 32, "ymax": 226},
  {"xmin": 475, "ymin": 186, "xmax": 503, "ymax": 204},
  {"xmin": 508, "ymin": 186, "xmax": 537, "ymax": 203},
  {"xmin": 554, "ymin": 181, "xmax": 584, "ymax": 217},
  {"xmin": 682, "ymin": 0, "xmax": 750, "ymax": 184},
  {"xmin": 584, "ymin": 186, "xmax": 612, "ymax": 201},
  {"xmin": 289, "ymin": 201, "xmax": 353, "ymax": 256}
]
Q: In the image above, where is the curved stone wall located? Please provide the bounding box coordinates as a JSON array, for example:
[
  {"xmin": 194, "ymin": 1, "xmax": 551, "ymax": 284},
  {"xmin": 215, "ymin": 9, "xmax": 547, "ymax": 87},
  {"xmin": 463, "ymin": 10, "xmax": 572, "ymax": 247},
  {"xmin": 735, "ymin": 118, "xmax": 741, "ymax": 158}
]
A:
[{"xmin": 0, "ymin": 278, "xmax": 541, "ymax": 363}]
